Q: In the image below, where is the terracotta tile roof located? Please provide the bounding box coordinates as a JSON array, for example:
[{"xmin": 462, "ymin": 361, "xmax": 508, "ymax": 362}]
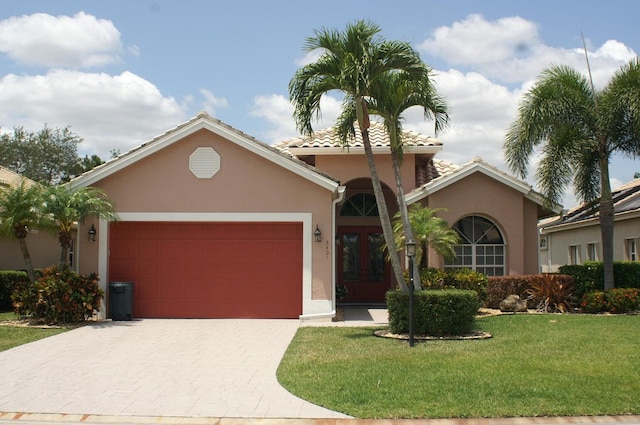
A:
[{"xmin": 276, "ymin": 121, "xmax": 441, "ymax": 154}]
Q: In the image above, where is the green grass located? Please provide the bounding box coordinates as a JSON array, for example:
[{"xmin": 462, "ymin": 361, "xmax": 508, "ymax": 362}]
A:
[
  {"xmin": 278, "ymin": 314, "xmax": 640, "ymax": 419},
  {"xmin": 0, "ymin": 311, "xmax": 69, "ymax": 352}
]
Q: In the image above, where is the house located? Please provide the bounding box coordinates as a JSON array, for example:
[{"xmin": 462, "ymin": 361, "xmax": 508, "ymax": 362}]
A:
[
  {"xmin": 0, "ymin": 166, "xmax": 65, "ymax": 271},
  {"xmin": 60, "ymin": 112, "xmax": 556, "ymax": 320},
  {"xmin": 539, "ymin": 178, "xmax": 640, "ymax": 272}
]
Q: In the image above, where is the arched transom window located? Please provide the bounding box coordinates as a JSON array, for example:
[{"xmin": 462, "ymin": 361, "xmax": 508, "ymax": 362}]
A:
[
  {"xmin": 340, "ymin": 193, "xmax": 379, "ymax": 217},
  {"xmin": 445, "ymin": 215, "xmax": 505, "ymax": 276}
]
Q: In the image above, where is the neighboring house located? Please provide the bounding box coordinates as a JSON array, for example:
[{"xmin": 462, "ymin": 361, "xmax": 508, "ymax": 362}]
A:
[
  {"xmin": 63, "ymin": 112, "xmax": 557, "ymax": 320},
  {"xmin": 539, "ymin": 178, "xmax": 640, "ymax": 272},
  {"xmin": 0, "ymin": 166, "xmax": 66, "ymax": 271}
]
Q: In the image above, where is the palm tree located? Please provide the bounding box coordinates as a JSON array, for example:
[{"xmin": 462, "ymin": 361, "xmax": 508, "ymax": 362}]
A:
[
  {"xmin": 504, "ymin": 58, "xmax": 640, "ymax": 290},
  {"xmin": 41, "ymin": 185, "xmax": 117, "ymax": 269},
  {"xmin": 367, "ymin": 71, "xmax": 449, "ymax": 288},
  {"xmin": 0, "ymin": 180, "xmax": 43, "ymax": 282},
  {"xmin": 391, "ymin": 204, "xmax": 459, "ymax": 272},
  {"xmin": 289, "ymin": 20, "xmax": 429, "ymax": 288}
]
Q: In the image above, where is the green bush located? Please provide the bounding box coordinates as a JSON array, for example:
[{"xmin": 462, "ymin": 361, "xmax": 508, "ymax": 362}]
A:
[
  {"xmin": 0, "ymin": 271, "xmax": 29, "ymax": 311},
  {"xmin": 605, "ymin": 288, "xmax": 640, "ymax": 314},
  {"xmin": 559, "ymin": 261, "xmax": 640, "ymax": 300},
  {"xmin": 386, "ymin": 289, "xmax": 480, "ymax": 336},
  {"xmin": 580, "ymin": 288, "xmax": 640, "ymax": 314},
  {"xmin": 419, "ymin": 268, "xmax": 488, "ymax": 304},
  {"xmin": 579, "ymin": 291, "xmax": 606, "ymax": 314},
  {"xmin": 12, "ymin": 266, "xmax": 104, "ymax": 323}
]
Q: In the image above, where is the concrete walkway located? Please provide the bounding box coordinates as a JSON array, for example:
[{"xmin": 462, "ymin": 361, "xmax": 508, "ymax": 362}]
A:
[{"xmin": 0, "ymin": 319, "xmax": 349, "ymax": 419}]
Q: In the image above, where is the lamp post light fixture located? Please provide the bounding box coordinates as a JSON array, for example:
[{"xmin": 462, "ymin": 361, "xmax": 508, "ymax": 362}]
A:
[
  {"xmin": 405, "ymin": 239, "xmax": 417, "ymax": 347},
  {"xmin": 88, "ymin": 224, "xmax": 97, "ymax": 242},
  {"xmin": 314, "ymin": 225, "xmax": 322, "ymax": 242}
]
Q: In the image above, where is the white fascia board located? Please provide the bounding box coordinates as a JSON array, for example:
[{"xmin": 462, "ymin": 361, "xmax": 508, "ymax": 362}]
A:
[
  {"xmin": 69, "ymin": 117, "xmax": 339, "ymax": 193},
  {"xmin": 406, "ymin": 162, "xmax": 533, "ymax": 205}
]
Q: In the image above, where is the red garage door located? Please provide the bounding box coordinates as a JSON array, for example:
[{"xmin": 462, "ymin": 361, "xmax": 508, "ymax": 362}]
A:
[{"xmin": 108, "ymin": 222, "xmax": 303, "ymax": 319}]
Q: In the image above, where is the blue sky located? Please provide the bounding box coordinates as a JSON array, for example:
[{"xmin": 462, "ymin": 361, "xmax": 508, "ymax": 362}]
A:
[{"xmin": 0, "ymin": 0, "xmax": 638, "ymax": 208}]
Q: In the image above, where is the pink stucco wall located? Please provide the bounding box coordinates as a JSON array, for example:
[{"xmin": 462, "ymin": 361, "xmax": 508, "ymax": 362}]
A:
[
  {"xmin": 421, "ymin": 172, "xmax": 539, "ymax": 275},
  {"xmin": 82, "ymin": 129, "xmax": 336, "ymax": 300}
]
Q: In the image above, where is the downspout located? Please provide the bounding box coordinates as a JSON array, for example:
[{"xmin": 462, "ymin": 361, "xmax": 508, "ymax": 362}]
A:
[{"xmin": 332, "ymin": 186, "xmax": 347, "ymax": 312}]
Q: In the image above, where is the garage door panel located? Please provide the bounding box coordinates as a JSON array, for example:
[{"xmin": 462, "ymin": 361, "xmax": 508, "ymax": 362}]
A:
[{"xmin": 109, "ymin": 221, "xmax": 302, "ymax": 319}]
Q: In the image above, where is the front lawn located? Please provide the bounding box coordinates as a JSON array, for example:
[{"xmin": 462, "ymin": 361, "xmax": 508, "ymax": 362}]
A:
[
  {"xmin": 0, "ymin": 311, "xmax": 70, "ymax": 352},
  {"xmin": 278, "ymin": 314, "xmax": 640, "ymax": 419}
]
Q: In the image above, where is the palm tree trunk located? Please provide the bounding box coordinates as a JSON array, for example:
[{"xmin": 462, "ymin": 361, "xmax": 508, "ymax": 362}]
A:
[
  {"xmin": 391, "ymin": 153, "xmax": 421, "ymax": 290},
  {"xmin": 18, "ymin": 237, "xmax": 36, "ymax": 283},
  {"xmin": 58, "ymin": 230, "xmax": 72, "ymax": 269},
  {"xmin": 599, "ymin": 153, "xmax": 615, "ymax": 290},
  {"xmin": 360, "ymin": 128, "xmax": 406, "ymax": 290}
]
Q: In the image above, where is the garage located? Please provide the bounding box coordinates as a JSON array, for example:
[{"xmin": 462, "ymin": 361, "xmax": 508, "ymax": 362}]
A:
[{"xmin": 108, "ymin": 221, "xmax": 303, "ymax": 319}]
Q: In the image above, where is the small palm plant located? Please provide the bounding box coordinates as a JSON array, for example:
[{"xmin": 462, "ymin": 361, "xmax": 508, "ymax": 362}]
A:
[{"xmin": 526, "ymin": 274, "xmax": 574, "ymax": 313}]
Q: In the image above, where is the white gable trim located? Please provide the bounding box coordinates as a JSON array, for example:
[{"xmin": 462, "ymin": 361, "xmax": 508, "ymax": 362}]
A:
[{"xmin": 69, "ymin": 115, "xmax": 339, "ymax": 192}]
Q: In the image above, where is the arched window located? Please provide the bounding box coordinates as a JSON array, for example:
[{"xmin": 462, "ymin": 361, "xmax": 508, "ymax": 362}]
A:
[
  {"xmin": 340, "ymin": 193, "xmax": 379, "ymax": 217},
  {"xmin": 445, "ymin": 215, "xmax": 505, "ymax": 276}
]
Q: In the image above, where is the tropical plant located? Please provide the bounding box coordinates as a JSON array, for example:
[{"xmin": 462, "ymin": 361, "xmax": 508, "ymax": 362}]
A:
[
  {"xmin": 526, "ymin": 274, "xmax": 574, "ymax": 313},
  {"xmin": 392, "ymin": 204, "xmax": 459, "ymax": 267},
  {"xmin": 504, "ymin": 58, "xmax": 640, "ymax": 290},
  {"xmin": 367, "ymin": 71, "xmax": 449, "ymax": 289},
  {"xmin": 41, "ymin": 185, "xmax": 117, "ymax": 269},
  {"xmin": 0, "ymin": 180, "xmax": 43, "ymax": 282},
  {"xmin": 12, "ymin": 265, "xmax": 103, "ymax": 323},
  {"xmin": 289, "ymin": 20, "xmax": 430, "ymax": 289}
]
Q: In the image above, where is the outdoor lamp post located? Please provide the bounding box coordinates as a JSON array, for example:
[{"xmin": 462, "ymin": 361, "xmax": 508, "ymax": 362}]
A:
[{"xmin": 406, "ymin": 239, "xmax": 416, "ymax": 347}]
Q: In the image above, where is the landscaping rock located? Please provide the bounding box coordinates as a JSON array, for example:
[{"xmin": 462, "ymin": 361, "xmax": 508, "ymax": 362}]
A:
[{"xmin": 499, "ymin": 294, "xmax": 528, "ymax": 312}]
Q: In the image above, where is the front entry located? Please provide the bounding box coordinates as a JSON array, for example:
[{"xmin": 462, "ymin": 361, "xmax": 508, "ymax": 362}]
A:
[{"xmin": 337, "ymin": 226, "xmax": 391, "ymax": 303}]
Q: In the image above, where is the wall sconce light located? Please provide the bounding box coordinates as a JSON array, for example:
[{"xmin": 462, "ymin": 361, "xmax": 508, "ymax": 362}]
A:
[
  {"xmin": 88, "ymin": 224, "xmax": 97, "ymax": 242},
  {"xmin": 314, "ymin": 225, "xmax": 322, "ymax": 242}
]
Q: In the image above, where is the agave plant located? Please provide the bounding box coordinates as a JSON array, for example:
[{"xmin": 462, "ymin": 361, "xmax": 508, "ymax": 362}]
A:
[{"xmin": 526, "ymin": 274, "xmax": 574, "ymax": 313}]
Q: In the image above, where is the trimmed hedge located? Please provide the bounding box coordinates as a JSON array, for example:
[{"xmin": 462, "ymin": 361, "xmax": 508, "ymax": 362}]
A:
[
  {"xmin": 418, "ymin": 267, "xmax": 488, "ymax": 305},
  {"xmin": 0, "ymin": 271, "xmax": 30, "ymax": 311},
  {"xmin": 559, "ymin": 261, "xmax": 640, "ymax": 300},
  {"xmin": 386, "ymin": 289, "xmax": 480, "ymax": 336}
]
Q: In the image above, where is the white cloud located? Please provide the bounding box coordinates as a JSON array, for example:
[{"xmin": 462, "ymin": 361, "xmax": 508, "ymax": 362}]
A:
[
  {"xmin": 419, "ymin": 14, "xmax": 540, "ymax": 67},
  {"xmin": 199, "ymin": 89, "xmax": 228, "ymax": 116},
  {"xmin": 0, "ymin": 12, "xmax": 122, "ymax": 68},
  {"xmin": 250, "ymin": 94, "xmax": 341, "ymax": 143},
  {"xmin": 0, "ymin": 70, "xmax": 187, "ymax": 159},
  {"xmin": 419, "ymin": 14, "xmax": 637, "ymax": 87}
]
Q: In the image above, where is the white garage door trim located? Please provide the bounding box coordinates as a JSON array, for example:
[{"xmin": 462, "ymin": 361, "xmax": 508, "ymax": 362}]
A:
[{"xmin": 97, "ymin": 212, "xmax": 331, "ymax": 320}]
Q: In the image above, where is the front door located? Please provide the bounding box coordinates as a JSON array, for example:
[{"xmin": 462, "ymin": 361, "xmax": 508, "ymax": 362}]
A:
[{"xmin": 337, "ymin": 226, "xmax": 391, "ymax": 303}]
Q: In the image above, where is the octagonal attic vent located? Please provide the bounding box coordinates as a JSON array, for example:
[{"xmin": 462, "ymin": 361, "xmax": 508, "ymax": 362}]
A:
[{"xmin": 189, "ymin": 147, "xmax": 220, "ymax": 178}]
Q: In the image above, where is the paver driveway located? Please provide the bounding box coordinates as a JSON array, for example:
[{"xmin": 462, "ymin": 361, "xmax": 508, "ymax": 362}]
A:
[{"xmin": 0, "ymin": 319, "xmax": 349, "ymax": 419}]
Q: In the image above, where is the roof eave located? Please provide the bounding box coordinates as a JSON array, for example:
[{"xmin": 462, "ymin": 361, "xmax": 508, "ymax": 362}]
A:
[{"xmin": 69, "ymin": 115, "xmax": 340, "ymax": 192}]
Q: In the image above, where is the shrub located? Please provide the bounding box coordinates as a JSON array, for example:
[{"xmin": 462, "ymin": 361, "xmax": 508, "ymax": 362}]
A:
[
  {"xmin": 605, "ymin": 288, "xmax": 640, "ymax": 314},
  {"xmin": 419, "ymin": 268, "xmax": 488, "ymax": 304},
  {"xmin": 580, "ymin": 291, "xmax": 606, "ymax": 314},
  {"xmin": 386, "ymin": 289, "xmax": 480, "ymax": 336},
  {"xmin": 580, "ymin": 288, "xmax": 640, "ymax": 314},
  {"xmin": 0, "ymin": 271, "xmax": 29, "ymax": 311},
  {"xmin": 486, "ymin": 276, "xmax": 533, "ymax": 309},
  {"xmin": 12, "ymin": 266, "xmax": 104, "ymax": 323},
  {"xmin": 526, "ymin": 274, "xmax": 574, "ymax": 313},
  {"xmin": 559, "ymin": 261, "xmax": 640, "ymax": 300}
]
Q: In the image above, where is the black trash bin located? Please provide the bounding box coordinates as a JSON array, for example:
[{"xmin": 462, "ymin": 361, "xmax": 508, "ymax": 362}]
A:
[{"xmin": 109, "ymin": 281, "xmax": 134, "ymax": 321}]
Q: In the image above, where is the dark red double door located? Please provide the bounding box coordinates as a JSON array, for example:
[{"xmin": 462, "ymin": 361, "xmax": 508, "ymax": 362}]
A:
[{"xmin": 337, "ymin": 226, "xmax": 391, "ymax": 303}]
